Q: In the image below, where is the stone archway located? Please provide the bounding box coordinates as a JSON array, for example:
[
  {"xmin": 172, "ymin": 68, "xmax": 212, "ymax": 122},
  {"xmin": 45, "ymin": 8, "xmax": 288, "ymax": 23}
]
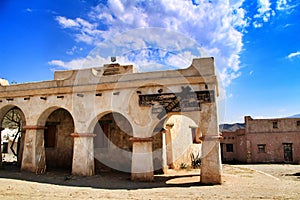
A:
[
  {"xmin": 93, "ymin": 112, "xmax": 133, "ymax": 174},
  {"xmin": 0, "ymin": 105, "xmax": 26, "ymax": 167},
  {"xmin": 38, "ymin": 108, "xmax": 74, "ymax": 172}
]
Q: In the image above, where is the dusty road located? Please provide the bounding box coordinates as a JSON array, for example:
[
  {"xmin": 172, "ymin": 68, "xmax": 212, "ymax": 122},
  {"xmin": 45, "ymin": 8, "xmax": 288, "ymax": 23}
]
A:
[{"xmin": 0, "ymin": 164, "xmax": 299, "ymax": 199}]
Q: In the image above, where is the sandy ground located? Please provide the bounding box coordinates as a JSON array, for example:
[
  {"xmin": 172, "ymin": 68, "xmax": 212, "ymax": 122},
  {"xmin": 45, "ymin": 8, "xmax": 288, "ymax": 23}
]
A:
[{"xmin": 0, "ymin": 163, "xmax": 299, "ymax": 199}]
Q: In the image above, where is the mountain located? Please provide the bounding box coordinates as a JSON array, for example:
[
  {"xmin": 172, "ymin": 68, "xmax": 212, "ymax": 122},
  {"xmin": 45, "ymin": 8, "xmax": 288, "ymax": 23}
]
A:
[
  {"xmin": 287, "ymin": 114, "xmax": 300, "ymax": 118},
  {"xmin": 219, "ymin": 123, "xmax": 245, "ymax": 132}
]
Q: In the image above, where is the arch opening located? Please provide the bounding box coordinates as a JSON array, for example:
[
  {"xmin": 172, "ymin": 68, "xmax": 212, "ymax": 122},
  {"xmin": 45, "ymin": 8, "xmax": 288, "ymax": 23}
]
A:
[
  {"xmin": 152, "ymin": 114, "xmax": 202, "ymax": 173},
  {"xmin": 93, "ymin": 112, "xmax": 133, "ymax": 174},
  {"xmin": 0, "ymin": 106, "xmax": 26, "ymax": 167},
  {"xmin": 41, "ymin": 108, "xmax": 74, "ymax": 172}
]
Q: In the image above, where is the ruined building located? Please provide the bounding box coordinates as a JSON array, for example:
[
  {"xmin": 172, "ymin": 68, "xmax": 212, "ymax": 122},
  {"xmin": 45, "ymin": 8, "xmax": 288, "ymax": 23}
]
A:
[{"xmin": 0, "ymin": 57, "xmax": 222, "ymax": 184}]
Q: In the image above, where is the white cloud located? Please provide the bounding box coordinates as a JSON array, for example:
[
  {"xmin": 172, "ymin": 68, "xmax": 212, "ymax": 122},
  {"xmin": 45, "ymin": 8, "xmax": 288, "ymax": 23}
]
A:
[
  {"xmin": 66, "ymin": 46, "xmax": 83, "ymax": 55},
  {"xmin": 250, "ymin": 0, "xmax": 298, "ymax": 28},
  {"xmin": 48, "ymin": 60, "xmax": 66, "ymax": 68},
  {"xmin": 165, "ymin": 51, "xmax": 195, "ymax": 69},
  {"xmin": 253, "ymin": 0, "xmax": 275, "ymax": 27},
  {"xmin": 253, "ymin": 21, "xmax": 263, "ymax": 28},
  {"xmin": 49, "ymin": 56, "xmax": 111, "ymax": 69},
  {"xmin": 56, "ymin": 16, "xmax": 80, "ymax": 28},
  {"xmin": 276, "ymin": 0, "xmax": 297, "ymax": 11},
  {"xmin": 52, "ymin": 0, "xmax": 251, "ymax": 87},
  {"xmin": 256, "ymin": 0, "xmax": 272, "ymax": 16},
  {"xmin": 287, "ymin": 51, "xmax": 300, "ymax": 59}
]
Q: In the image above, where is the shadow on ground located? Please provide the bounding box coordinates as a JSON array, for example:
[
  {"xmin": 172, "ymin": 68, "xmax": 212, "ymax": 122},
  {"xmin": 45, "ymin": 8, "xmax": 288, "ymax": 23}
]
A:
[{"xmin": 0, "ymin": 163, "xmax": 206, "ymax": 190}]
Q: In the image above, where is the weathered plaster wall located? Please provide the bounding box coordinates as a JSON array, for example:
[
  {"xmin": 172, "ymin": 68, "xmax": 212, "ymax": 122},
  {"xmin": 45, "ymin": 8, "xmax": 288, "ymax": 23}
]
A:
[
  {"xmin": 221, "ymin": 117, "xmax": 300, "ymax": 164},
  {"xmin": 152, "ymin": 129, "xmax": 163, "ymax": 172},
  {"xmin": 246, "ymin": 116, "xmax": 300, "ymax": 163},
  {"xmin": 166, "ymin": 115, "xmax": 201, "ymax": 169},
  {"xmin": 220, "ymin": 131, "xmax": 237, "ymax": 162},
  {"xmin": 94, "ymin": 113, "xmax": 132, "ymax": 173},
  {"xmin": 0, "ymin": 58, "xmax": 222, "ymax": 183},
  {"xmin": 45, "ymin": 108, "xmax": 74, "ymax": 170}
]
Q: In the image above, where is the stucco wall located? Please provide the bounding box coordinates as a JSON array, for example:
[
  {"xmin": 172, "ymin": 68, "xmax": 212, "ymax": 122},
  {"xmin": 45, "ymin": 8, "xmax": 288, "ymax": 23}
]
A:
[
  {"xmin": 221, "ymin": 132, "xmax": 237, "ymax": 162},
  {"xmin": 166, "ymin": 115, "xmax": 201, "ymax": 169},
  {"xmin": 246, "ymin": 116, "xmax": 300, "ymax": 163},
  {"xmin": 45, "ymin": 108, "xmax": 74, "ymax": 170},
  {"xmin": 221, "ymin": 117, "xmax": 300, "ymax": 164},
  {"xmin": 0, "ymin": 58, "xmax": 222, "ymax": 183},
  {"xmin": 247, "ymin": 132, "xmax": 300, "ymax": 163}
]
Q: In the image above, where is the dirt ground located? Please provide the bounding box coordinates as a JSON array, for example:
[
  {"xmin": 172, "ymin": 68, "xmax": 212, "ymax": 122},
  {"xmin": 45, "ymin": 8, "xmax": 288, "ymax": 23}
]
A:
[{"xmin": 0, "ymin": 164, "xmax": 299, "ymax": 199}]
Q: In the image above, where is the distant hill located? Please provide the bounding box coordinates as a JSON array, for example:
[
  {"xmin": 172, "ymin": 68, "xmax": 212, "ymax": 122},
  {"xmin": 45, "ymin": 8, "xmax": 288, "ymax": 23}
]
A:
[
  {"xmin": 287, "ymin": 114, "xmax": 300, "ymax": 118},
  {"xmin": 219, "ymin": 123, "xmax": 245, "ymax": 132}
]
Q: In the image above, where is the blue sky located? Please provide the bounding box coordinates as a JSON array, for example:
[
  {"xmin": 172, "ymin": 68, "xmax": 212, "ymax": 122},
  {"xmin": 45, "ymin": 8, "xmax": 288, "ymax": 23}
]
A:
[{"xmin": 0, "ymin": 0, "xmax": 299, "ymax": 123}]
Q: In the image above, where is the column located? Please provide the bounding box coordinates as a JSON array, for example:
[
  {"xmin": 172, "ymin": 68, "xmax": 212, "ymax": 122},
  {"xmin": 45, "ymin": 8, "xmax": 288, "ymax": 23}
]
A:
[
  {"xmin": 71, "ymin": 133, "xmax": 95, "ymax": 176},
  {"xmin": 21, "ymin": 126, "xmax": 46, "ymax": 174},
  {"xmin": 17, "ymin": 129, "xmax": 26, "ymax": 167},
  {"xmin": 130, "ymin": 137, "xmax": 154, "ymax": 181},
  {"xmin": 0, "ymin": 127, "xmax": 3, "ymax": 169},
  {"xmin": 161, "ymin": 129, "xmax": 168, "ymax": 174},
  {"xmin": 165, "ymin": 125, "xmax": 174, "ymax": 168},
  {"xmin": 200, "ymin": 135, "xmax": 222, "ymax": 184}
]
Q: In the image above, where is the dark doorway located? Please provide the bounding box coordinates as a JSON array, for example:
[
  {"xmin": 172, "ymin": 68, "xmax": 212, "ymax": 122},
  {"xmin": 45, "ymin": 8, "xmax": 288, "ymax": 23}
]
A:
[
  {"xmin": 93, "ymin": 112, "xmax": 133, "ymax": 174},
  {"xmin": 44, "ymin": 124, "xmax": 56, "ymax": 148},
  {"xmin": 43, "ymin": 108, "xmax": 74, "ymax": 171},
  {"xmin": 283, "ymin": 143, "xmax": 293, "ymax": 162}
]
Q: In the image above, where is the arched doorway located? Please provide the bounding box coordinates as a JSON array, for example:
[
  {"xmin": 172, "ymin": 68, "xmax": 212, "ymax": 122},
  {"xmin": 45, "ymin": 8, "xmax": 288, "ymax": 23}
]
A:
[
  {"xmin": 93, "ymin": 112, "xmax": 133, "ymax": 174},
  {"xmin": 151, "ymin": 119, "xmax": 165, "ymax": 173},
  {"xmin": 0, "ymin": 106, "xmax": 26, "ymax": 167},
  {"xmin": 39, "ymin": 108, "xmax": 74, "ymax": 172},
  {"xmin": 152, "ymin": 114, "xmax": 202, "ymax": 173}
]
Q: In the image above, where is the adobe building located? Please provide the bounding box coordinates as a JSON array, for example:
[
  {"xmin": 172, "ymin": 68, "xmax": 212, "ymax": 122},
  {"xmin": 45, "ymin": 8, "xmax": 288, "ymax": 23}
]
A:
[
  {"xmin": 221, "ymin": 116, "xmax": 300, "ymax": 164},
  {"xmin": 0, "ymin": 57, "xmax": 222, "ymax": 184}
]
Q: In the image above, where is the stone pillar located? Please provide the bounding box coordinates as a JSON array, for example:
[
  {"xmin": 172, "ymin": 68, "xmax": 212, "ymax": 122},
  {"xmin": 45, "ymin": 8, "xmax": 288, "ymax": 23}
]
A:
[
  {"xmin": 200, "ymin": 135, "xmax": 222, "ymax": 184},
  {"xmin": 165, "ymin": 125, "xmax": 174, "ymax": 168},
  {"xmin": 0, "ymin": 127, "xmax": 3, "ymax": 169},
  {"xmin": 161, "ymin": 130, "xmax": 168, "ymax": 174},
  {"xmin": 21, "ymin": 126, "xmax": 46, "ymax": 174},
  {"xmin": 17, "ymin": 129, "xmax": 26, "ymax": 167},
  {"xmin": 130, "ymin": 137, "xmax": 154, "ymax": 181},
  {"xmin": 71, "ymin": 133, "xmax": 95, "ymax": 176}
]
